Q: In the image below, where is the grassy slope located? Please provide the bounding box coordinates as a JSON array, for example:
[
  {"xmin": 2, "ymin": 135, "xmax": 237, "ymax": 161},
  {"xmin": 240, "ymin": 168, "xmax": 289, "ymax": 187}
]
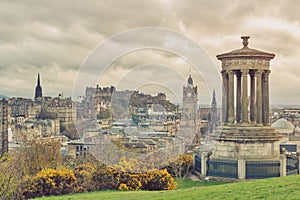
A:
[
  {"xmin": 36, "ymin": 175, "xmax": 300, "ymax": 200},
  {"xmin": 174, "ymin": 177, "xmax": 225, "ymax": 189}
]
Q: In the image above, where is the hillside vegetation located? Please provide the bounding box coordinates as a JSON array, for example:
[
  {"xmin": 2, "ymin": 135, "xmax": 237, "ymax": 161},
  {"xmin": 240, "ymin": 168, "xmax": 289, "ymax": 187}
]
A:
[{"xmin": 36, "ymin": 174, "xmax": 300, "ymax": 200}]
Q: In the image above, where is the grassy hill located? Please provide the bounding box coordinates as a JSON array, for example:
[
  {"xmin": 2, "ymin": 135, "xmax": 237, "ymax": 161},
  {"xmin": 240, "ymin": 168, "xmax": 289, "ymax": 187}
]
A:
[{"xmin": 36, "ymin": 175, "xmax": 300, "ymax": 200}]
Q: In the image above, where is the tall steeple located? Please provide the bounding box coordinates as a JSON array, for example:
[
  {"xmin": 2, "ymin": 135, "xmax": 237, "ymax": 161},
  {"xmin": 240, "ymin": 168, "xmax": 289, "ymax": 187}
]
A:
[
  {"xmin": 37, "ymin": 73, "xmax": 40, "ymax": 86},
  {"xmin": 212, "ymin": 90, "xmax": 216, "ymax": 104},
  {"xmin": 35, "ymin": 73, "xmax": 43, "ymax": 100},
  {"xmin": 210, "ymin": 89, "xmax": 218, "ymax": 133}
]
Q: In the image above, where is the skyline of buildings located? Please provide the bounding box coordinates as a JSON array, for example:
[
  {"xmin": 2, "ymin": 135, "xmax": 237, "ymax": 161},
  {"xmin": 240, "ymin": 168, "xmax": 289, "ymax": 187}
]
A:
[
  {"xmin": 2, "ymin": 71, "xmax": 300, "ymax": 108},
  {"xmin": 1, "ymin": 35, "xmax": 300, "ymax": 183}
]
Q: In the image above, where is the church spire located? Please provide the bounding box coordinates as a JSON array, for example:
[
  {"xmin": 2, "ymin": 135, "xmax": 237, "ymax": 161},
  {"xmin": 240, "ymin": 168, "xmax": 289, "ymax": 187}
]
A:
[
  {"xmin": 212, "ymin": 89, "xmax": 216, "ymax": 105},
  {"xmin": 210, "ymin": 89, "xmax": 218, "ymax": 133},
  {"xmin": 37, "ymin": 73, "xmax": 40, "ymax": 86},
  {"xmin": 35, "ymin": 73, "xmax": 43, "ymax": 100}
]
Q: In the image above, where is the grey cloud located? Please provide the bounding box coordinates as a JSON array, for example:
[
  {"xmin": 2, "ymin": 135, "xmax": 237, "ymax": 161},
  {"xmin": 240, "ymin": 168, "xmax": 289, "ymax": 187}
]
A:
[{"xmin": 0, "ymin": 0, "xmax": 299, "ymax": 105}]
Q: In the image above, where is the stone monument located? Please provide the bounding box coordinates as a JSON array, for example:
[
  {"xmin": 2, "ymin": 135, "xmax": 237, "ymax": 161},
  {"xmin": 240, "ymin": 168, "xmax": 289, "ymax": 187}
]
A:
[{"xmin": 199, "ymin": 36, "xmax": 283, "ymax": 180}]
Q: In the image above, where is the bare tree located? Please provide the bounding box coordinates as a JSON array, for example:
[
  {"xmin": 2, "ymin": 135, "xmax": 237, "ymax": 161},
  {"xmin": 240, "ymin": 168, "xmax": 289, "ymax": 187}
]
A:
[{"xmin": 167, "ymin": 154, "xmax": 193, "ymax": 188}]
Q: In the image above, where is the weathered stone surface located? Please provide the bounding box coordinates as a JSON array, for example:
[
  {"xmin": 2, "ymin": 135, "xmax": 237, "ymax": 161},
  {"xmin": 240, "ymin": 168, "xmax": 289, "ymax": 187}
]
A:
[{"xmin": 203, "ymin": 36, "xmax": 283, "ymax": 180}]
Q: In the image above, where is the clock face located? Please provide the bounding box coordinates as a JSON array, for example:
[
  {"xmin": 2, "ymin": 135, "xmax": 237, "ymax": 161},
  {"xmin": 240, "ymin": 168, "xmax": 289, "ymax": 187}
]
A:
[{"xmin": 187, "ymin": 92, "xmax": 191, "ymax": 97}]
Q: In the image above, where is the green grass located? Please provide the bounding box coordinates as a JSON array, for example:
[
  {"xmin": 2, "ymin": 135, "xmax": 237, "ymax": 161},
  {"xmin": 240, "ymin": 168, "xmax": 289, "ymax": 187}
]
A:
[
  {"xmin": 35, "ymin": 175, "xmax": 300, "ymax": 200},
  {"xmin": 175, "ymin": 177, "xmax": 225, "ymax": 189}
]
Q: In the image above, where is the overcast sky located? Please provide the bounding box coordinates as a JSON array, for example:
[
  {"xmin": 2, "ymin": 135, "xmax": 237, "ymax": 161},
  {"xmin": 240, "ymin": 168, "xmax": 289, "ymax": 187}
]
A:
[{"xmin": 1, "ymin": 0, "xmax": 300, "ymax": 105}]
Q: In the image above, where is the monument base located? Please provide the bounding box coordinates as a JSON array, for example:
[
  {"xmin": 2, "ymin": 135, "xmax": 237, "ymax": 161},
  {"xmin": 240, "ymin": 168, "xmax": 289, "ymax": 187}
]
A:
[
  {"xmin": 198, "ymin": 125, "xmax": 283, "ymax": 180},
  {"xmin": 210, "ymin": 125, "xmax": 282, "ymax": 160}
]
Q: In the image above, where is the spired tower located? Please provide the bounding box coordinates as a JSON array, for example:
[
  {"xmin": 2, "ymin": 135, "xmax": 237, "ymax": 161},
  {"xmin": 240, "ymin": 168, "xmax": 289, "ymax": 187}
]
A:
[
  {"xmin": 209, "ymin": 90, "xmax": 218, "ymax": 133},
  {"xmin": 182, "ymin": 75, "xmax": 199, "ymax": 144},
  {"xmin": 35, "ymin": 73, "xmax": 43, "ymax": 100},
  {"xmin": 199, "ymin": 36, "xmax": 283, "ymax": 180}
]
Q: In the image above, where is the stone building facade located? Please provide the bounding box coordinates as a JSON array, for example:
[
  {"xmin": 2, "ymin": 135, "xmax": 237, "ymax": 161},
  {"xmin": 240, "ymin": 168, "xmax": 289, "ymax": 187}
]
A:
[
  {"xmin": 181, "ymin": 75, "xmax": 200, "ymax": 145},
  {"xmin": 0, "ymin": 99, "xmax": 8, "ymax": 157}
]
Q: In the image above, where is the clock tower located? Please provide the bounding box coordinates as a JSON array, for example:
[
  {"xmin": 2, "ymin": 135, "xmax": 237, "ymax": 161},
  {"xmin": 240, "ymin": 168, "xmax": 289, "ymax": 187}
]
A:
[{"xmin": 181, "ymin": 75, "xmax": 199, "ymax": 144}]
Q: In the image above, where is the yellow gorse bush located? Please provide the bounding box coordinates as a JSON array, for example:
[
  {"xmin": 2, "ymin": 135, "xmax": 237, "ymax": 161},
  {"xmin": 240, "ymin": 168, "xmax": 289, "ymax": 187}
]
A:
[
  {"xmin": 22, "ymin": 169, "xmax": 77, "ymax": 199},
  {"xmin": 22, "ymin": 163, "xmax": 177, "ymax": 198}
]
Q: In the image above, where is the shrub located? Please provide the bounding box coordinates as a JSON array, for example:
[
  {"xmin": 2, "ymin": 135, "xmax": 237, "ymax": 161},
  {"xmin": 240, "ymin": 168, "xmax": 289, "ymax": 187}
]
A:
[
  {"xmin": 166, "ymin": 154, "xmax": 193, "ymax": 177},
  {"xmin": 74, "ymin": 164, "xmax": 96, "ymax": 192},
  {"xmin": 125, "ymin": 174, "xmax": 142, "ymax": 190},
  {"xmin": 118, "ymin": 183, "xmax": 129, "ymax": 191},
  {"xmin": 142, "ymin": 169, "xmax": 177, "ymax": 190},
  {"xmin": 92, "ymin": 166, "xmax": 121, "ymax": 190},
  {"xmin": 22, "ymin": 169, "xmax": 77, "ymax": 199},
  {"xmin": 92, "ymin": 165, "xmax": 176, "ymax": 191}
]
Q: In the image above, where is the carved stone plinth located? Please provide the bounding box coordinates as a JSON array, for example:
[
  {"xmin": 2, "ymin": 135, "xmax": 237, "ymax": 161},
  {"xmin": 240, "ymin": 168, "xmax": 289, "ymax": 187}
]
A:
[{"xmin": 210, "ymin": 125, "xmax": 282, "ymax": 160}]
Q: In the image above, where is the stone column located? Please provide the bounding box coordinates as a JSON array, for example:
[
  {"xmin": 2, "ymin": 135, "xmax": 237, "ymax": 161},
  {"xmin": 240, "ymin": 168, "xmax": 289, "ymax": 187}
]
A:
[
  {"xmin": 238, "ymin": 158, "xmax": 246, "ymax": 179},
  {"xmin": 297, "ymin": 152, "xmax": 300, "ymax": 174},
  {"xmin": 241, "ymin": 69, "xmax": 248, "ymax": 124},
  {"xmin": 280, "ymin": 154, "xmax": 287, "ymax": 177},
  {"xmin": 226, "ymin": 73, "xmax": 229, "ymax": 123},
  {"xmin": 250, "ymin": 71, "xmax": 256, "ymax": 123},
  {"xmin": 236, "ymin": 71, "xmax": 241, "ymax": 123},
  {"xmin": 222, "ymin": 71, "xmax": 228, "ymax": 124},
  {"xmin": 263, "ymin": 70, "xmax": 270, "ymax": 125},
  {"xmin": 256, "ymin": 70, "xmax": 263, "ymax": 125},
  {"xmin": 228, "ymin": 70, "xmax": 235, "ymax": 124},
  {"xmin": 201, "ymin": 154, "xmax": 207, "ymax": 176}
]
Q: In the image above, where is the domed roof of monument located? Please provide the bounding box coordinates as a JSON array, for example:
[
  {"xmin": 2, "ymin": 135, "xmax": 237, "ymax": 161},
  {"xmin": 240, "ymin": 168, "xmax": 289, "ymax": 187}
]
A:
[
  {"xmin": 271, "ymin": 118, "xmax": 295, "ymax": 134},
  {"xmin": 188, "ymin": 75, "xmax": 193, "ymax": 85},
  {"xmin": 216, "ymin": 36, "xmax": 275, "ymax": 60}
]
